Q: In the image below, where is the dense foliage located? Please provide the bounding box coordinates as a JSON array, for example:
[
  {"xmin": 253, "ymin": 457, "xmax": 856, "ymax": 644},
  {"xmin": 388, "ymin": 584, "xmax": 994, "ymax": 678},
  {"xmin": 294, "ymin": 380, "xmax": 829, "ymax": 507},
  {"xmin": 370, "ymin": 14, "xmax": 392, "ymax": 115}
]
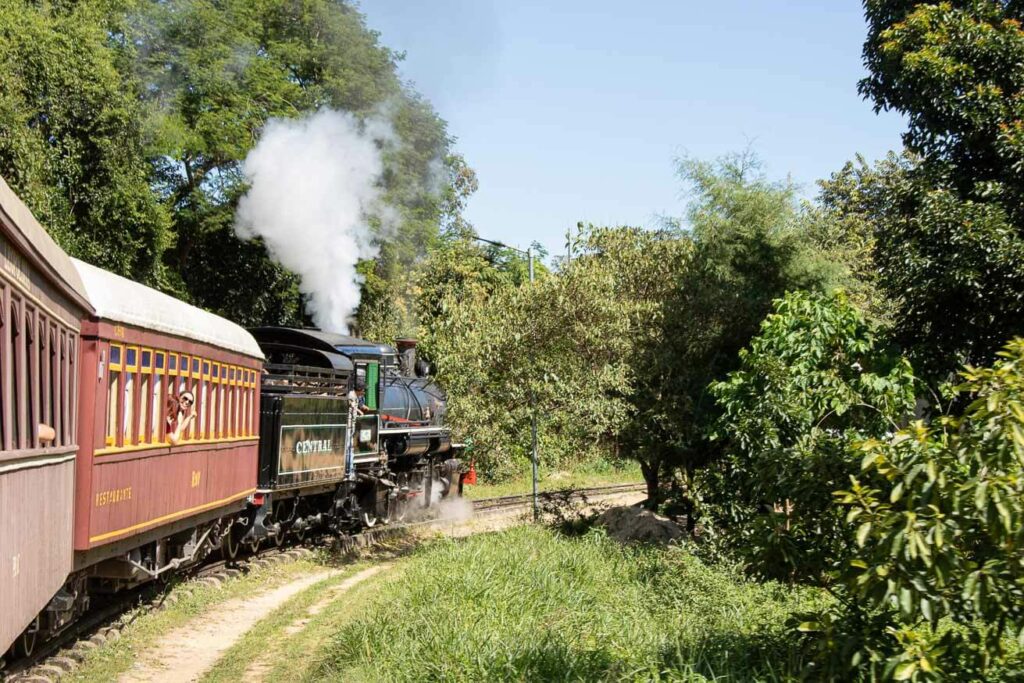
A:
[
  {"xmin": 0, "ymin": 1, "xmax": 172, "ymax": 283},
  {"xmin": 706, "ymin": 291, "xmax": 917, "ymax": 583},
  {"xmin": 846, "ymin": 0, "xmax": 1024, "ymax": 379},
  {"xmin": 420, "ymin": 232, "xmax": 632, "ymax": 479},
  {"xmin": 815, "ymin": 340, "xmax": 1024, "ymax": 679},
  {"xmin": 417, "ymin": 153, "xmax": 852, "ymax": 494}
]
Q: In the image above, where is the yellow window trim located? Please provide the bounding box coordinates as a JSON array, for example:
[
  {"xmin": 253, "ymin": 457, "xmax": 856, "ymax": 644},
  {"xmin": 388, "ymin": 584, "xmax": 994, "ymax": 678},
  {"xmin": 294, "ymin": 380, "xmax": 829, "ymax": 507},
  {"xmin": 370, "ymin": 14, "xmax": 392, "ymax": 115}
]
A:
[
  {"xmin": 94, "ymin": 435, "xmax": 258, "ymax": 457},
  {"xmin": 124, "ymin": 345, "xmax": 139, "ymax": 372},
  {"xmin": 140, "ymin": 346, "xmax": 154, "ymax": 374},
  {"xmin": 109, "ymin": 343, "xmax": 124, "ymax": 371}
]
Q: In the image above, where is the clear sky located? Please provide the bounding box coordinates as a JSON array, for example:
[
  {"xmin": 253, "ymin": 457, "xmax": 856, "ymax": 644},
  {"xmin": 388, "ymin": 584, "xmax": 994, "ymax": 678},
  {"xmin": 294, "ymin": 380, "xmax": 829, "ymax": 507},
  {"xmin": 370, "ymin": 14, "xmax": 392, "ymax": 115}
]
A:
[{"xmin": 359, "ymin": 0, "xmax": 906, "ymax": 262}]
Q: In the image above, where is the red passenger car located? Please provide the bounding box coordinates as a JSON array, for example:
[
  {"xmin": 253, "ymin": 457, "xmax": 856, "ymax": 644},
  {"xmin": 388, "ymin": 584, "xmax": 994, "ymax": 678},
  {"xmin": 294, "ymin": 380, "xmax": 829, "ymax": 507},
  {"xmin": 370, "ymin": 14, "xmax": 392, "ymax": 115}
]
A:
[
  {"xmin": 71, "ymin": 259, "xmax": 265, "ymax": 574},
  {"xmin": 0, "ymin": 177, "xmax": 92, "ymax": 657}
]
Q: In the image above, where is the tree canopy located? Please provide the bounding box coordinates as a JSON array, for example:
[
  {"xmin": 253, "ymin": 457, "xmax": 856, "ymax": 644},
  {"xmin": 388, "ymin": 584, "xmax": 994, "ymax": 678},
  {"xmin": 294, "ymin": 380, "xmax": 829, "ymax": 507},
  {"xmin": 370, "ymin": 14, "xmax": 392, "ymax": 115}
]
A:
[
  {"xmin": 849, "ymin": 0, "xmax": 1024, "ymax": 379},
  {"xmin": 0, "ymin": 0, "xmax": 465, "ymax": 329}
]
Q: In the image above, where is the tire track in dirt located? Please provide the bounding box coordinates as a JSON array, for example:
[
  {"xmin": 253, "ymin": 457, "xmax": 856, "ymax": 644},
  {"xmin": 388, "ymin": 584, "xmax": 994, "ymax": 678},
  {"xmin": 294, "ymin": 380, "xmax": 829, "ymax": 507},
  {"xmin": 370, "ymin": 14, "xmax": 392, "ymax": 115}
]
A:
[
  {"xmin": 241, "ymin": 565, "xmax": 391, "ymax": 682},
  {"xmin": 118, "ymin": 569, "xmax": 343, "ymax": 683}
]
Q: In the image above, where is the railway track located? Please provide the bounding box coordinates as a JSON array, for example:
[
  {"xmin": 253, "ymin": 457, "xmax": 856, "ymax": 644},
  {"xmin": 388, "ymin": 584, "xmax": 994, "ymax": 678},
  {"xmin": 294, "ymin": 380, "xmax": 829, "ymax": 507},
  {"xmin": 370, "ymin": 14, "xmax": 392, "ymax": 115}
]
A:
[
  {"xmin": 3, "ymin": 482, "xmax": 645, "ymax": 682},
  {"xmin": 471, "ymin": 482, "xmax": 646, "ymax": 513}
]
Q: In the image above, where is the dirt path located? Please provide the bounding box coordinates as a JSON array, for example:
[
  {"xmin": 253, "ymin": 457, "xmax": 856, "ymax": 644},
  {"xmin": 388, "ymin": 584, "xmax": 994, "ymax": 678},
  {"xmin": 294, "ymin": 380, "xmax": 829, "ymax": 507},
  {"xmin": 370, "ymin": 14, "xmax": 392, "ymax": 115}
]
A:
[
  {"xmin": 118, "ymin": 570, "xmax": 344, "ymax": 683},
  {"xmin": 241, "ymin": 565, "xmax": 390, "ymax": 682}
]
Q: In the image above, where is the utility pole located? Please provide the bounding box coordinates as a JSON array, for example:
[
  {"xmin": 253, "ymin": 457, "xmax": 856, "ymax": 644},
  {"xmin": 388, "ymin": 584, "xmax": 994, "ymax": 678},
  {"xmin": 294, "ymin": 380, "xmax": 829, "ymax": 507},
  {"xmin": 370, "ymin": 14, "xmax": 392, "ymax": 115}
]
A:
[
  {"xmin": 528, "ymin": 247, "xmax": 538, "ymax": 522},
  {"xmin": 474, "ymin": 235, "xmax": 540, "ymax": 521}
]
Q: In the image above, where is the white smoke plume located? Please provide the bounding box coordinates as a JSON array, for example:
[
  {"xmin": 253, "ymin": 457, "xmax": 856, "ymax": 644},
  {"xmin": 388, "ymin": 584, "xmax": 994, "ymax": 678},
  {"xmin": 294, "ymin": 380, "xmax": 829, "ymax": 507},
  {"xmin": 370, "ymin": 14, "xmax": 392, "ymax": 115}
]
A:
[{"xmin": 235, "ymin": 109, "xmax": 395, "ymax": 332}]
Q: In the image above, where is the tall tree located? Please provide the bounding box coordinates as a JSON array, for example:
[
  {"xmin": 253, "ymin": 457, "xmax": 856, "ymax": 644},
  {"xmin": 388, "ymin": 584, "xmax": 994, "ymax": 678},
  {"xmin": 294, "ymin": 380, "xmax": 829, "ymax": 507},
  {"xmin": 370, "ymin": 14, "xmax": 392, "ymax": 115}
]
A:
[
  {"xmin": 0, "ymin": 1, "xmax": 171, "ymax": 283},
  {"xmin": 647, "ymin": 152, "xmax": 845, "ymax": 513},
  {"xmin": 854, "ymin": 0, "xmax": 1024, "ymax": 379},
  {"xmin": 129, "ymin": 0, "xmax": 458, "ymax": 326}
]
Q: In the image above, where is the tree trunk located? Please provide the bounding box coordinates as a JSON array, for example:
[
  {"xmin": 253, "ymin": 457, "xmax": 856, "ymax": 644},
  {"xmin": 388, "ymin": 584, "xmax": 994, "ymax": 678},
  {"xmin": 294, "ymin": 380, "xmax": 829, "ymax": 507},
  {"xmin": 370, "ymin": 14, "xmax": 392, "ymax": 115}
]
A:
[
  {"xmin": 639, "ymin": 459, "xmax": 659, "ymax": 509},
  {"xmin": 682, "ymin": 464, "xmax": 697, "ymax": 533}
]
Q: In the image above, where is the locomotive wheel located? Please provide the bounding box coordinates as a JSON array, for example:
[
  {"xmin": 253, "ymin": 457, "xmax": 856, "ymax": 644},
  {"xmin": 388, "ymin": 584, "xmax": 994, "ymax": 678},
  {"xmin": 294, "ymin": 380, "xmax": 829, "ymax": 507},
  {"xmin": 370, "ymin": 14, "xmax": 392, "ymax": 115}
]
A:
[
  {"xmin": 360, "ymin": 510, "xmax": 377, "ymax": 528},
  {"xmin": 249, "ymin": 538, "xmax": 262, "ymax": 554},
  {"xmin": 294, "ymin": 525, "xmax": 308, "ymax": 542},
  {"xmin": 223, "ymin": 528, "xmax": 241, "ymax": 560},
  {"xmin": 272, "ymin": 528, "xmax": 285, "ymax": 548},
  {"xmin": 15, "ymin": 616, "xmax": 40, "ymax": 658}
]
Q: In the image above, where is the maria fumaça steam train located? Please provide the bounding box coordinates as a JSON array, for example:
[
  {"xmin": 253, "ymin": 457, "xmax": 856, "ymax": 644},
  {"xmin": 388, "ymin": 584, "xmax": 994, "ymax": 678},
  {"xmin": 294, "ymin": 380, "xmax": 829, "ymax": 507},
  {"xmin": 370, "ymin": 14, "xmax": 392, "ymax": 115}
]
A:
[{"xmin": 0, "ymin": 175, "xmax": 464, "ymax": 662}]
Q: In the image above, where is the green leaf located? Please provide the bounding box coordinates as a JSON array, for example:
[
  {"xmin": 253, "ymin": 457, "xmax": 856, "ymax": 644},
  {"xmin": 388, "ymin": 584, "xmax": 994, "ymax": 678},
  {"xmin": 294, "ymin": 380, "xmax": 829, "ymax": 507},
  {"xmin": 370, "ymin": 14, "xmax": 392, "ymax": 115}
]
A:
[
  {"xmin": 857, "ymin": 522, "xmax": 872, "ymax": 547},
  {"xmin": 893, "ymin": 661, "xmax": 918, "ymax": 680},
  {"xmin": 891, "ymin": 481, "xmax": 905, "ymax": 503}
]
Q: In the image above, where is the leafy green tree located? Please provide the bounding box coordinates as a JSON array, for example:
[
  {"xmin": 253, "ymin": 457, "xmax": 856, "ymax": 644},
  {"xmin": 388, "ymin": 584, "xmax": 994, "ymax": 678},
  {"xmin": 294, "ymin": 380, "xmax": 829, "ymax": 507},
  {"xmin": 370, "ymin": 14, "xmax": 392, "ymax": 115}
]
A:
[
  {"xmin": 706, "ymin": 290, "xmax": 917, "ymax": 582},
  {"xmin": 800, "ymin": 339, "xmax": 1024, "ymax": 680},
  {"xmin": 129, "ymin": 0, "xmax": 458, "ymax": 323},
  {"xmin": 0, "ymin": 1, "xmax": 171, "ymax": 283},
  {"xmin": 568, "ymin": 225, "xmax": 692, "ymax": 503},
  {"xmin": 649, "ymin": 152, "xmax": 846, "ymax": 514},
  {"xmin": 852, "ymin": 0, "xmax": 1024, "ymax": 379},
  {"xmin": 423, "ymin": 241, "xmax": 632, "ymax": 479}
]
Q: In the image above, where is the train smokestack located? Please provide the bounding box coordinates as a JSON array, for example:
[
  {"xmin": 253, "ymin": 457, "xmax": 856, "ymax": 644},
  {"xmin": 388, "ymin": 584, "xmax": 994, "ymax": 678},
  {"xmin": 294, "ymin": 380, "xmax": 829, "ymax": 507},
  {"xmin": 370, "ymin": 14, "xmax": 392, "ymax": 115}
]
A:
[{"xmin": 396, "ymin": 338, "xmax": 417, "ymax": 378}]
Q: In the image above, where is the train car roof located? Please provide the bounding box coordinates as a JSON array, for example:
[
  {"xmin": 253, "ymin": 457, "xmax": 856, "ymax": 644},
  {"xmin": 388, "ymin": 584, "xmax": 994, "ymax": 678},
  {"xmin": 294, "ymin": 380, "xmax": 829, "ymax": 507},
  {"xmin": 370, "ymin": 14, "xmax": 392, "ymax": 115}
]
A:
[
  {"xmin": 72, "ymin": 258, "xmax": 264, "ymax": 359},
  {"xmin": 249, "ymin": 327, "xmax": 396, "ymax": 359},
  {"xmin": 0, "ymin": 176, "xmax": 92, "ymax": 311}
]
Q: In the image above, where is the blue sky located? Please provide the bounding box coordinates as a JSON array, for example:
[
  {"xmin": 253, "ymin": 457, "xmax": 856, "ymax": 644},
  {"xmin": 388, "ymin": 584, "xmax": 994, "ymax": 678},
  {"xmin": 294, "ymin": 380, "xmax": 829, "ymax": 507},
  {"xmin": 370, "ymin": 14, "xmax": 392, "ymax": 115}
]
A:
[{"xmin": 360, "ymin": 0, "xmax": 906, "ymax": 262}]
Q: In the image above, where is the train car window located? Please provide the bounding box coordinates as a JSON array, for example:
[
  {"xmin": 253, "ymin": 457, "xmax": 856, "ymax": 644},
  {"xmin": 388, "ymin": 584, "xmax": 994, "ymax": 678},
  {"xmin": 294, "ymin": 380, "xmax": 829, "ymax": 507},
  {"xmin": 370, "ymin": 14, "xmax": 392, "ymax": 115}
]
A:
[
  {"xmin": 151, "ymin": 352, "xmax": 164, "ymax": 443},
  {"xmin": 179, "ymin": 353, "xmax": 190, "ymax": 396},
  {"xmin": 124, "ymin": 347, "xmax": 139, "ymax": 444},
  {"xmin": 24, "ymin": 305, "xmax": 36, "ymax": 448},
  {"xmin": 228, "ymin": 367, "xmax": 236, "ymax": 437},
  {"xmin": 106, "ymin": 344, "xmax": 122, "ymax": 446},
  {"xmin": 242, "ymin": 371, "xmax": 251, "ymax": 435},
  {"xmin": 238, "ymin": 372, "xmax": 245, "ymax": 436},
  {"xmin": 168, "ymin": 353, "xmax": 177, "ymax": 374},
  {"xmin": 138, "ymin": 348, "xmax": 152, "ymax": 444},
  {"xmin": 65, "ymin": 332, "xmax": 75, "ymax": 446},
  {"xmin": 198, "ymin": 358, "xmax": 208, "ymax": 438},
  {"xmin": 218, "ymin": 364, "xmax": 227, "ymax": 438},
  {"xmin": 212, "ymin": 364, "xmax": 219, "ymax": 440},
  {"xmin": 122, "ymin": 372, "xmax": 135, "ymax": 444},
  {"xmin": 57, "ymin": 330, "xmax": 65, "ymax": 445},
  {"xmin": 40, "ymin": 323, "xmax": 50, "ymax": 444},
  {"xmin": 11, "ymin": 297, "xmax": 23, "ymax": 448}
]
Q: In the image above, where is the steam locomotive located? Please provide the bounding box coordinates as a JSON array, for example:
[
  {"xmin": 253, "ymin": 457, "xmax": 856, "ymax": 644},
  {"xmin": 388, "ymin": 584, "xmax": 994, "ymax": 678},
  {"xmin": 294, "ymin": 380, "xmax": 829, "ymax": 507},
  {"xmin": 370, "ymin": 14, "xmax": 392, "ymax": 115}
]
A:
[{"xmin": 0, "ymin": 175, "xmax": 463, "ymax": 662}]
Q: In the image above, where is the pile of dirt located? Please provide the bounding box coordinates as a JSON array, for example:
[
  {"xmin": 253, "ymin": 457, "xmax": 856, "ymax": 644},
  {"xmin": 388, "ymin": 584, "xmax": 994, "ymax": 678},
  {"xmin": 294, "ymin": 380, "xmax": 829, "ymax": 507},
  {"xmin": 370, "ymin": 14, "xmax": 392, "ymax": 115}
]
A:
[{"xmin": 596, "ymin": 505, "xmax": 685, "ymax": 545}]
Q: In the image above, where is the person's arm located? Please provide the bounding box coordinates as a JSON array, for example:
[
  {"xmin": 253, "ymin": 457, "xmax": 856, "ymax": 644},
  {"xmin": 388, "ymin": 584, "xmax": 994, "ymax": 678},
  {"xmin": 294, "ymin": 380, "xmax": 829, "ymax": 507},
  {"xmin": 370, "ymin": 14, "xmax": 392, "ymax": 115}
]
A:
[{"xmin": 168, "ymin": 407, "xmax": 196, "ymax": 445}]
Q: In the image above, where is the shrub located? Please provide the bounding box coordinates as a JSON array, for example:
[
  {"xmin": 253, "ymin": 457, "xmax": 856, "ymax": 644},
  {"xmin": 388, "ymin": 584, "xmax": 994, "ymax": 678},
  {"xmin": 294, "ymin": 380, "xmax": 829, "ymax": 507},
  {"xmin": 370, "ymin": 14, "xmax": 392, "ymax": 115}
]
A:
[
  {"xmin": 818, "ymin": 339, "xmax": 1024, "ymax": 679},
  {"xmin": 704, "ymin": 290, "xmax": 917, "ymax": 582}
]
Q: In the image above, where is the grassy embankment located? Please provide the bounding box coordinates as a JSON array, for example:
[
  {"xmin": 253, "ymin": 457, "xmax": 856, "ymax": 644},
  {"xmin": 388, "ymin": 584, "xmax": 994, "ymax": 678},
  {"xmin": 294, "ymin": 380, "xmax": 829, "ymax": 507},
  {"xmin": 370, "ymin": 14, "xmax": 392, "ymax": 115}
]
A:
[
  {"xmin": 461, "ymin": 460, "xmax": 642, "ymax": 500},
  {"xmin": 286, "ymin": 526, "xmax": 830, "ymax": 682}
]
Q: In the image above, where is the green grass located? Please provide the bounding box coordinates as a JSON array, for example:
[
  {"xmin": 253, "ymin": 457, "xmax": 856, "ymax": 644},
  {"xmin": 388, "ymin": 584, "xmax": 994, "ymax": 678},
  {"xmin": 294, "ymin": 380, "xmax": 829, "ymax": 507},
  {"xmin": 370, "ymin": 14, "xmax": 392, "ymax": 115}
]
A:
[
  {"xmin": 461, "ymin": 460, "xmax": 642, "ymax": 500},
  {"xmin": 310, "ymin": 525, "xmax": 830, "ymax": 682}
]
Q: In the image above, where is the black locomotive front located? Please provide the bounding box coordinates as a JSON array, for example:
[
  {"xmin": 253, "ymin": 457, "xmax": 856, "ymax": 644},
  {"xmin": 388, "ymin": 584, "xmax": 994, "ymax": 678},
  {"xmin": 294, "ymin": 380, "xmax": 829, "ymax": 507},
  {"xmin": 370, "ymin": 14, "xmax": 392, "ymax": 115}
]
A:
[{"xmin": 245, "ymin": 327, "xmax": 462, "ymax": 540}]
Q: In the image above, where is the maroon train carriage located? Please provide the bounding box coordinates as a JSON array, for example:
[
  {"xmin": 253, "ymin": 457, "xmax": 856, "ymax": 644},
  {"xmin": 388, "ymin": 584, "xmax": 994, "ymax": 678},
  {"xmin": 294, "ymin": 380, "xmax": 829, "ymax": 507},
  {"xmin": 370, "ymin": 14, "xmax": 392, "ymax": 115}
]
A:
[
  {"xmin": 71, "ymin": 259, "xmax": 264, "ymax": 582},
  {"xmin": 0, "ymin": 177, "xmax": 92, "ymax": 659}
]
